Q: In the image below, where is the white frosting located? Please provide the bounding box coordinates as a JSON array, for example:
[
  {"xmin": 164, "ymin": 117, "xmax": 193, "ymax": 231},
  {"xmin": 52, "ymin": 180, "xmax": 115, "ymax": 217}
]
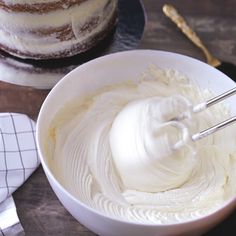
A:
[
  {"xmin": 0, "ymin": 0, "xmax": 117, "ymax": 57},
  {"xmin": 109, "ymin": 96, "xmax": 195, "ymax": 193},
  {"xmin": 47, "ymin": 68, "xmax": 236, "ymax": 224}
]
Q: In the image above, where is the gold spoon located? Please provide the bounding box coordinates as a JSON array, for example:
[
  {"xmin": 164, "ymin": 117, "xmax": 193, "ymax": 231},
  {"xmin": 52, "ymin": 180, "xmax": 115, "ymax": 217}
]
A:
[{"xmin": 163, "ymin": 4, "xmax": 236, "ymax": 80}]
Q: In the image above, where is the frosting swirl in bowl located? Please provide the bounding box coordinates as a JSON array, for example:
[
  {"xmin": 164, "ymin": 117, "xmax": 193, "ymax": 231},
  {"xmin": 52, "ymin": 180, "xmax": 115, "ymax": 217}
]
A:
[
  {"xmin": 109, "ymin": 96, "xmax": 196, "ymax": 193},
  {"xmin": 46, "ymin": 67, "xmax": 236, "ymax": 224}
]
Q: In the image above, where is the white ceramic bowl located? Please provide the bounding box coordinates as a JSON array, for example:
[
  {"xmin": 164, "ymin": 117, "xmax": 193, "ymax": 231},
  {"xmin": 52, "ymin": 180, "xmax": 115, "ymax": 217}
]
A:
[{"xmin": 36, "ymin": 50, "xmax": 236, "ymax": 236}]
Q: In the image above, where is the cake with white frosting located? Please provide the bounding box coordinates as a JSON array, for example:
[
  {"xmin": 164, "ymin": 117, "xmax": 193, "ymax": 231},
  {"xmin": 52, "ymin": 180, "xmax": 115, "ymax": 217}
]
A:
[{"xmin": 0, "ymin": 0, "xmax": 118, "ymax": 59}]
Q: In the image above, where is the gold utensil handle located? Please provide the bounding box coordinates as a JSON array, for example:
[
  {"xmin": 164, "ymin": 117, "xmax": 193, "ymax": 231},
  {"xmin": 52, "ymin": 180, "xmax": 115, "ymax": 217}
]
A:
[{"xmin": 163, "ymin": 4, "xmax": 221, "ymax": 67}]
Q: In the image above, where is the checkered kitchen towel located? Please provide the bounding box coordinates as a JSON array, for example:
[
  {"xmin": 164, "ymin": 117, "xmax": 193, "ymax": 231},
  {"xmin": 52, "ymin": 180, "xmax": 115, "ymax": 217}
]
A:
[{"xmin": 0, "ymin": 113, "xmax": 40, "ymax": 235}]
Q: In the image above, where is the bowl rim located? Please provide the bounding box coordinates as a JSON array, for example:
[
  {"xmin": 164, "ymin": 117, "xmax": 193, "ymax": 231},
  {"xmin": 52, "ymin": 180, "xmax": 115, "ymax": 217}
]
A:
[{"xmin": 36, "ymin": 49, "xmax": 236, "ymax": 227}]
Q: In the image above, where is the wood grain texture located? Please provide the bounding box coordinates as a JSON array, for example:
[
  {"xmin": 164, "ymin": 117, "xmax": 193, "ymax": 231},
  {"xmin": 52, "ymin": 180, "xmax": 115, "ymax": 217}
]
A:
[
  {"xmin": 0, "ymin": 81, "xmax": 49, "ymax": 120},
  {"xmin": 0, "ymin": 0, "xmax": 234, "ymax": 235}
]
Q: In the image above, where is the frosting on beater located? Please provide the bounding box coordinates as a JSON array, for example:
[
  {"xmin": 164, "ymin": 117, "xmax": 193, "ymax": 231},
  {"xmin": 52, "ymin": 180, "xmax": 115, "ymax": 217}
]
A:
[
  {"xmin": 109, "ymin": 96, "xmax": 195, "ymax": 192},
  {"xmin": 47, "ymin": 67, "xmax": 236, "ymax": 224}
]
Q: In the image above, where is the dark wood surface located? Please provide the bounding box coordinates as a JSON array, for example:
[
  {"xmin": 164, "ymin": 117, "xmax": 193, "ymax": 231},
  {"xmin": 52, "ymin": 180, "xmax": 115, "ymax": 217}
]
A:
[{"xmin": 0, "ymin": 0, "xmax": 236, "ymax": 235}]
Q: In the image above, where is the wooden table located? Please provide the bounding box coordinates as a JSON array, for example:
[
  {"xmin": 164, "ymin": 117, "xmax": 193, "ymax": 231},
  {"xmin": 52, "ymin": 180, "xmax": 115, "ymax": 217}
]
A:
[{"xmin": 1, "ymin": 0, "xmax": 236, "ymax": 235}]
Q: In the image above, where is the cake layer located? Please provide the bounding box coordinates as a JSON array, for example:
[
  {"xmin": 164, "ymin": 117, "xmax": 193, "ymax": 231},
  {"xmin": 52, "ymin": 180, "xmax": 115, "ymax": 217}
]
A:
[
  {"xmin": 0, "ymin": 0, "xmax": 87, "ymax": 13},
  {"xmin": 0, "ymin": 0, "xmax": 117, "ymax": 59}
]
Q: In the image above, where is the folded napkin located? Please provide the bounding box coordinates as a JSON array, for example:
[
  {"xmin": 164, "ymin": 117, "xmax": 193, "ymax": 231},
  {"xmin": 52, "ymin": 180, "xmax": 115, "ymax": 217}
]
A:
[
  {"xmin": 0, "ymin": 113, "xmax": 40, "ymax": 235},
  {"xmin": 0, "ymin": 197, "xmax": 24, "ymax": 236}
]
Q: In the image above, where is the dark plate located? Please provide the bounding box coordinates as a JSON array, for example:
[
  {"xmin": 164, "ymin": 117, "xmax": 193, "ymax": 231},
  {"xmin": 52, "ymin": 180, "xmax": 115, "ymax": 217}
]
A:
[
  {"xmin": 0, "ymin": 0, "xmax": 146, "ymax": 89},
  {"xmin": 216, "ymin": 61, "xmax": 236, "ymax": 82}
]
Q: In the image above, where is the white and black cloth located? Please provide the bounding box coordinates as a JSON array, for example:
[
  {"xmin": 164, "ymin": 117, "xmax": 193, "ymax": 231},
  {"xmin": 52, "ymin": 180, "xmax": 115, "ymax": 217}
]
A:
[{"xmin": 0, "ymin": 113, "xmax": 40, "ymax": 236}]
